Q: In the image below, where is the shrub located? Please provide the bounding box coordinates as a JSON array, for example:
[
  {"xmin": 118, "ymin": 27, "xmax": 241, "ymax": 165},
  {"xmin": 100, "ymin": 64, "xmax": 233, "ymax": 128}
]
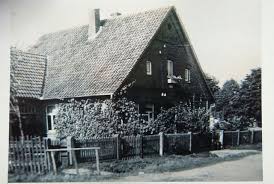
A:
[
  {"xmin": 226, "ymin": 116, "xmax": 252, "ymax": 130},
  {"xmin": 152, "ymin": 103, "xmax": 210, "ymax": 134},
  {"xmin": 54, "ymin": 98, "xmax": 142, "ymax": 139},
  {"xmin": 55, "ymin": 99, "xmax": 210, "ymax": 139}
]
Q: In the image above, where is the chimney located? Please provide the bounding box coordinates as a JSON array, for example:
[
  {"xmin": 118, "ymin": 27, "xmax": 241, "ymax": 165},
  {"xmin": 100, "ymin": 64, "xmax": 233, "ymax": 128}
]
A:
[{"xmin": 88, "ymin": 9, "xmax": 100, "ymax": 40}]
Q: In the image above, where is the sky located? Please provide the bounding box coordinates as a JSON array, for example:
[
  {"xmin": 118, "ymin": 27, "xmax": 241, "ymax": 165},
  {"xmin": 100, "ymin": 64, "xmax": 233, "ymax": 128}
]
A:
[{"xmin": 9, "ymin": 0, "xmax": 261, "ymax": 86}]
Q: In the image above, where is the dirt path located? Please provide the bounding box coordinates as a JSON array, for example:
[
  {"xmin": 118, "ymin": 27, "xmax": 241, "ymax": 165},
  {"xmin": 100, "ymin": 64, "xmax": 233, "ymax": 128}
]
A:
[{"xmin": 108, "ymin": 153, "xmax": 263, "ymax": 182}]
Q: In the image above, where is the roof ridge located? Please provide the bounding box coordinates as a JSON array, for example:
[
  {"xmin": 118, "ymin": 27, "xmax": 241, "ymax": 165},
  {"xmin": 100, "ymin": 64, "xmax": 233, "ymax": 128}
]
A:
[
  {"xmin": 108, "ymin": 5, "xmax": 174, "ymax": 20},
  {"xmin": 30, "ymin": 6, "xmax": 174, "ymax": 48}
]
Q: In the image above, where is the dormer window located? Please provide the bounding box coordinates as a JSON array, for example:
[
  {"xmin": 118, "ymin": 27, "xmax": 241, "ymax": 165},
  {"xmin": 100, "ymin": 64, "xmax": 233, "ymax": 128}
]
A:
[
  {"xmin": 185, "ymin": 68, "xmax": 191, "ymax": 82},
  {"xmin": 167, "ymin": 60, "xmax": 173, "ymax": 77},
  {"xmin": 146, "ymin": 61, "xmax": 152, "ymax": 75}
]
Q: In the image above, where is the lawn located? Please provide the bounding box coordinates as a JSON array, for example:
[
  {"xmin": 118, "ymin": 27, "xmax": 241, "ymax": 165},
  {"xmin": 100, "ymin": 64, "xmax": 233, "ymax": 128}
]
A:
[{"xmin": 8, "ymin": 143, "xmax": 262, "ymax": 182}]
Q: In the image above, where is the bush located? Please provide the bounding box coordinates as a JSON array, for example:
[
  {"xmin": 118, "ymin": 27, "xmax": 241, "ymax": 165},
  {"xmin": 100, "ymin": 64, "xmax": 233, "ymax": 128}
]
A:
[
  {"xmin": 152, "ymin": 103, "xmax": 210, "ymax": 134},
  {"xmin": 55, "ymin": 98, "xmax": 144, "ymax": 139},
  {"xmin": 55, "ymin": 99, "xmax": 210, "ymax": 139},
  {"xmin": 226, "ymin": 116, "xmax": 252, "ymax": 130}
]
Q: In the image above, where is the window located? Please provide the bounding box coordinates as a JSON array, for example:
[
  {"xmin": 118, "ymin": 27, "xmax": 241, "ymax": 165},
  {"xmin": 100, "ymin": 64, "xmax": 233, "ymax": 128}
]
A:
[
  {"xmin": 146, "ymin": 61, "xmax": 152, "ymax": 75},
  {"xmin": 47, "ymin": 115, "xmax": 52, "ymax": 130},
  {"xmin": 167, "ymin": 60, "xmax": 173, "ymax": 77},
  {"xmin": 140, "ymin": 104, "xmax": 154, "ymax": 122},
  {"xmin": 185, "ymin": 68, "xmax": 191, "ymax": 82},
  {"xmin": 46, "ymin": 105, "xmax": 57, "ymax": 132}
]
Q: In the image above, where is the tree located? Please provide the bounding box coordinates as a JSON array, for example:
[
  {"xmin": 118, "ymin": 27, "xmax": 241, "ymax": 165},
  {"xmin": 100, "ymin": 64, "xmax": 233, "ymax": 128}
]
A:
[
  {"xmin": 205, "ymin": 73, "xmax": 220, "ymax": 95},
  {"xmin": 10, "ymin": 47, "xmax": 24, "ymax": 137},
  {"xmin": 213, "ymin": 68, "xmax": 262, "ymax": 129},
  {"xmin": 215, "ymin": 79, "xmax": 240, "ymax": 119},
  {"xmin": 238, "ymin": 68, "xmax": 261, "ymax": 123}
]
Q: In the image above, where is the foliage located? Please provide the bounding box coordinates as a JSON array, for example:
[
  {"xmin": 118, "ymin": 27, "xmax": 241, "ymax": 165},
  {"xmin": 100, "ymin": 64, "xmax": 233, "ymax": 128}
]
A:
[
  {"xmin": 215, "ymin": 79, "xmax": 240, "ymax": 119},
  {"xmin": 9, "ymin": 47, "xmax": 24, "ymax": 137},
  {"xmin": 237, "ymin": 68, "xmax": 261, "ymax": 122},
  {"xmin": 214, "ymin": 68, "xmax": 261, "ymax": 129},
  {"xmin": 226, "ymin": 116, "xmax": 252, "ymax": 130},
  {"xmin": 55, "ymin": 98, "xmax": 153, "ymax": 139},
  {"xmin": 205, "ymin": 73, "xmax": 220, "ymax": 94},
  {"xmin": 54, "ymin": 98, "xmax": 211, "ymax": 138},
  {"xmin": 152, "ymin": 103, "xmax": 210, "ymax": 134}
]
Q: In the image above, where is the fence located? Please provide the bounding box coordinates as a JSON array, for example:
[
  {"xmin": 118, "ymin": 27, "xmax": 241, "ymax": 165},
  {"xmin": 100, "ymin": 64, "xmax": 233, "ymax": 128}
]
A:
[
  {"xmin": 74, "ymin": 134, "xmax": 160, "ymax": 161},
  {"xmin": 8, "ymin": 136, "xmax": 48, "ymax": 174},
  {"xmin": 164, "ymin": 133, "xmax": 191, "ymax": 155},
  {"xmin": 74, "ymin": 136, "xmax": 117, "ymax": 162},
  {"xmin": 8, "ymin": 129, "xmax": 262, "ymax": 175},
  {"xmin": 73, "ymin": 132, "xmax": 215, "ymax": 160},
  {"xmin": 192, "ymin": 132, "xmax": 213, "ymax": 152},
  {"xmin": 220, "ymin": 129, "xmax": 262, "ymax": 148}
]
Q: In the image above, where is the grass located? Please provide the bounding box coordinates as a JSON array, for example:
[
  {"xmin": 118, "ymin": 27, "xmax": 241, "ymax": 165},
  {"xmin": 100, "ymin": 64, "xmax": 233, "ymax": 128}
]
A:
[{"xmin": 8, "ymin": 143, "xmax": 262, "ymax": 182}]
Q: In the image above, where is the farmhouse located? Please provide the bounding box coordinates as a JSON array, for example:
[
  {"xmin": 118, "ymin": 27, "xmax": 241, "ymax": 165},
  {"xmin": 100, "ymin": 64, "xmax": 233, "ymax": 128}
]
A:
[{"xmin": 10, "ymin": 6, "xmax": 214, "ymax": 138}]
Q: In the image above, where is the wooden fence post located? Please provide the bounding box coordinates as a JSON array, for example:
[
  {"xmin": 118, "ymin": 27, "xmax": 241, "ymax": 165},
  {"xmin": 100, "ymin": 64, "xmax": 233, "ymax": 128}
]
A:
[
  {"xmin": 95, "ymin": 149, "xmax": 100, "ymax": 174},
  {"xmin": 250, "ymin": 130, "xmax": 254, "ymax": 144},
  {"xmin": 43, "ymin": 137, "xmax": 50, "ymax": 172},
  {"xmin": 188, "ymin": 132, "xmax": 192, "ymax": 152},
  {"xmin": 67, "ymin": 136, "xmax": 73, "ymax": 165},
  {"xmin": 159, "ymin": 132, "xmax": 164, "ymax": 156},
  {"xmin": 237, "ymin": 129, "xmax": 240, "ymax": 145},
  {"xmin": 138, "ymin": 135, "xmax": 143, "ymax": 158},
  {"xmin": 115, "ymin": 134, "xmax": 121, "ymax": 160},
  {"xmin": 219, "ymin": 130, "xmax": 224, "ymax": 149},
  {"xmin": 50, "ymin": 151, "xmax": 57, "ymax": 175}
]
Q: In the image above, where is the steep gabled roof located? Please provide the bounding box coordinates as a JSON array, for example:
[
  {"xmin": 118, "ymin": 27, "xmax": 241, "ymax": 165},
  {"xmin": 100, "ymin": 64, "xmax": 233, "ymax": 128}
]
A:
[
  {"xmin": 29, "ymin": 6, "xmax": 173, "ymax": 99},
  {"xmin": 10, "ymin": 48, "xmax": 47, "ymax": 99}
]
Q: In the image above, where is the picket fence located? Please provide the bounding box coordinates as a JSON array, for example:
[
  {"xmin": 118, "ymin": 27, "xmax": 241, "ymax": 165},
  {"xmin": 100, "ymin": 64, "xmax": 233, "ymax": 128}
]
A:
[
  {"xmin": 8, "ymin": 136, "xmax": 48, "ymax": 174},
  {"xmin": 8, "ymin": 129, "xmax": 262, "ymax": 174}
]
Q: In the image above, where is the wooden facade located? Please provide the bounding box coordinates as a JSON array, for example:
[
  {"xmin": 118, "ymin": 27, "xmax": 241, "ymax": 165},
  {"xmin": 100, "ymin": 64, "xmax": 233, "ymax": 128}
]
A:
[
  {"xmin": 10, "ymin": 7, "xmax": 214, "ymax": 138},
  {"xmin": 121, "ymin": 12, "xmax": 213, "ymax": 116}
]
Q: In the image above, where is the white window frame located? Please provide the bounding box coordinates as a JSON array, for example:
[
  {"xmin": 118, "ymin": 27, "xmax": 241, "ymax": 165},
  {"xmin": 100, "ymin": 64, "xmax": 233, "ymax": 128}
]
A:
[
  {"xmin": 167, "ymin": 60, "xmax": 174, "ymax": 77},
  {"xmin": 46, "ymin": 105, "xmax": 58, "ymax": 135},
  {"xmin": 146, "ymin": 61, "xmax": 152, "ymax": 75},
  {"xmin": 185, "ymin": 68, "xmax": 191, "ymax": 83},
  {"xmin": 140, "ymin": 104, "xmax": 154, "ymax": 122},
  {"xmin": 144, "ymin": 104, "xmax": 154, "ymax": 122}
]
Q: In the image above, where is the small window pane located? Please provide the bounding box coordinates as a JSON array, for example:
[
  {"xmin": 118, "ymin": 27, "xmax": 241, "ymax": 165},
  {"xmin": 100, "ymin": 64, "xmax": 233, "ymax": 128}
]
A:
[
  {"xmin": 188, "ymin": 70, "xmax": 191, "ymax": 82},
  {"xmin": 167, "ymin": 60, "xmax": 173, "ymax": 76},
  {"xmin": 146, "ymin": 61, "xmax": 152, "ymax": 75},
  {"xmin": 185, "ymin": 69, "xmax": 190, "ymax": 82},
  {"xmin": 47, "ymin": 115, "xmax": 52, "ymax": 130}
]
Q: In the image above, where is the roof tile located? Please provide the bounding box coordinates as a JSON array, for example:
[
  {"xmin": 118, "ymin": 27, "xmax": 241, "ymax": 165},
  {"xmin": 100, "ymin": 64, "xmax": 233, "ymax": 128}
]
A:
[{"xmin": 29, "ymin": 6, "xmax": 172, "ymax": 99}]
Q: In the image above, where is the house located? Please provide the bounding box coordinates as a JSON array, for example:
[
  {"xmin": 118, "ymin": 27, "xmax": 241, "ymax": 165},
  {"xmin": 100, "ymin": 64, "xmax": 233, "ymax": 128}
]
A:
[{"xmin": 10, "ymin": 6, "xmax": 214, "ymax": 138}]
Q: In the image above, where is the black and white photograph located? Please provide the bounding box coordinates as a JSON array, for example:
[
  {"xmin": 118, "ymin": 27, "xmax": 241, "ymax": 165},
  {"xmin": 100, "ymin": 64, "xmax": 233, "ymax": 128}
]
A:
[{"xmin": 2, "ymin": 0, "xmax": 266, "ymax": 182}]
